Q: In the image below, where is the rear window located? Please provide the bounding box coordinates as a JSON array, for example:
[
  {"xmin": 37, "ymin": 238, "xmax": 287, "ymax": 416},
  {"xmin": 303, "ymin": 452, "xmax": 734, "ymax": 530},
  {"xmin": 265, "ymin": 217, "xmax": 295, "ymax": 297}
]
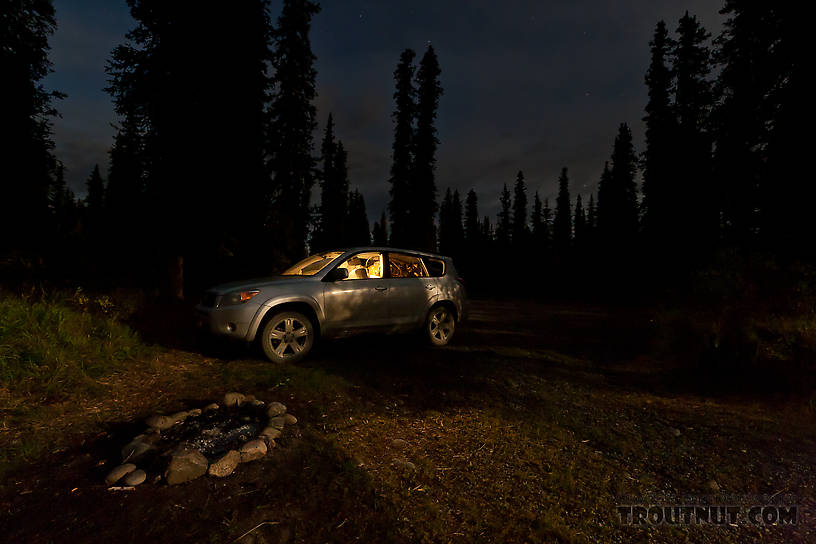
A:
[
  {"xmin": 388, "ymin": 253, "xmax": 428, "ymax": 278},
  {"xmin": 423, "ymin": 257, "xmax": 445, "ymax": 277}
]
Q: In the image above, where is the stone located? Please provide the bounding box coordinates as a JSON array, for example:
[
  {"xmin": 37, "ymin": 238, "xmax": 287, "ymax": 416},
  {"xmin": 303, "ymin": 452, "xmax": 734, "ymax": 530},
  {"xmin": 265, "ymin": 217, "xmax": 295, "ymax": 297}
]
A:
[
  {"xmin": 260, "ymin": 426, "xmax": 282, "ymax": 440},
  {"xmin": 187, "ymin": 408, "xmax": 202, "ymax": 417},
  {"xmin": 268, "ymin": 416, "xmax": 287, "ymax": 430},
  {"xmin": 223, "ymin": 392, "xmax": 245, "ymax": 407},
  {"xmin": 707, "ymin": 479, "xmax": 721, "ymax": 492},
  {"xmin": 170, "ymin": 411, "xmax": 189, "ymax": 423},
  {"xmin": 141, "ymin": 431, "xmax": 162, "ymax": 445},
  {"xmin": 245, "ymin": 394, "xmax": 257, "ymax": 403},
  {"xmin": 145, "ymin": 415, "xmax": 175, "ymax": 430},
  {"xmin": 123, "ymin": 469, "xmax": 147, "ymax": 486},
  {"xmin": 105, "ymin": 463, "xmax": 137, "ymax": 486},
  {"xmin": 283, "ymin": 413, "xmax": 297, "ymax": 425},
  {"xmin": 165, "ymin": 449, "xmax": 209, "ymax": 485},
  {"xmin": 266, "ymin": 402, "xmax": 287, "ymax": 417},
  {"xmin": 392, "ymin": 459, "xmax": 416, "ymax": 472},
  {"xmin": 391, "ymin": 439, "xmax": 408, "ymax": 449},
  {"xmin": 251, "ymin": 400, "xmax": 266, "ymax": 407},
  {"xmin": 121, "ymin": 440, "xmax": 153, "ymax": 462},
  {"xmin": 208, "ymin": 450, "xmax": 240, "ymax": 477},
  {"xmin": 672, "ymin": 428, "xmax": 681, "ymax": 437},
  {"xmin": 239, "ymin": 439, "xmax": 267, "ymax": 463},
  {"xmin": 204, "ymin": 403, "xmax": 219, "ymax": 412}
]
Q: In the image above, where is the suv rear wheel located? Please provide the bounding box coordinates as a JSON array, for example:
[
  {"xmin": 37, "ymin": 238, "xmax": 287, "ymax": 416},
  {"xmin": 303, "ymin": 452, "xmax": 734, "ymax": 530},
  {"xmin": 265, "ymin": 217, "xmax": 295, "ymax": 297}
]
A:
[
  {"xmin": 426, "ymin": 304, "xmax": 455, "ymax": 346},
  {"xmin": 260, "ymin": 311, "xmax": 315, "ymax": 363}
]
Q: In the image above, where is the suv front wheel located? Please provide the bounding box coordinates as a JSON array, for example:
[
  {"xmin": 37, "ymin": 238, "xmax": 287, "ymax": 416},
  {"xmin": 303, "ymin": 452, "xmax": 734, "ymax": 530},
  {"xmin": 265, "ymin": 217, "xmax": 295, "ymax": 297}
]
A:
[
  {"xmin": 260, "ymin": 311, "xmax": 315, "ymax": 363},
  {"xmin": 426, "ymin": 305, "xmax": 456, "ymax": 346}
]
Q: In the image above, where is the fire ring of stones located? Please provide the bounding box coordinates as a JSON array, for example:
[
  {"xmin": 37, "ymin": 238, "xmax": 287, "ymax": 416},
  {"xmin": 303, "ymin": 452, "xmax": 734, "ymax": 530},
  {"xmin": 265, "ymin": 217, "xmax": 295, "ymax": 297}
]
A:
[{"xmin": 104, "ymin": 392, "xmax": 297, "ymax": 488}]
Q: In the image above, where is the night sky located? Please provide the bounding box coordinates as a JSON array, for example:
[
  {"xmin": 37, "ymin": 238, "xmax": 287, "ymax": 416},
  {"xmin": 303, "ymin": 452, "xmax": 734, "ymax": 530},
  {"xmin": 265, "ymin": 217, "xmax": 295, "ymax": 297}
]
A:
[{"xmin": 44, "ymin": 0, "xmax": 723, "ymax": 221}]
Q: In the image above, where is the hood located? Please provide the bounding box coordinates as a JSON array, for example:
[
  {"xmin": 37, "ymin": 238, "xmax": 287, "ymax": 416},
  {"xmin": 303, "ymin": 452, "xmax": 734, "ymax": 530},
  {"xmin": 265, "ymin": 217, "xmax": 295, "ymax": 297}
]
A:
[{"xmin": 208, "ymin": 275, "xmax": 314, "ymax": 294}]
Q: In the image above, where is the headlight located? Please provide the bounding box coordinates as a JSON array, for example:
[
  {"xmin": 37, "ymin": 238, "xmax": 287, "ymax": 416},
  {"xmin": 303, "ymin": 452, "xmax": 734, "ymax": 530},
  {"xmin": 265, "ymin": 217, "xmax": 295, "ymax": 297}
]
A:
[{"xmin": 220, "ymin": 290, "xmax": 260, "ymax": 306}]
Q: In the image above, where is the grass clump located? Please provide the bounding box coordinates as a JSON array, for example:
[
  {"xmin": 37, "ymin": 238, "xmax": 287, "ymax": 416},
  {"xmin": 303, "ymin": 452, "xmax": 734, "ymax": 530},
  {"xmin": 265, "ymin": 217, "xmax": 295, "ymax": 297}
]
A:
[{"xmin": 0, "ymin": 289, "xmax": 153, "ymax": 401}]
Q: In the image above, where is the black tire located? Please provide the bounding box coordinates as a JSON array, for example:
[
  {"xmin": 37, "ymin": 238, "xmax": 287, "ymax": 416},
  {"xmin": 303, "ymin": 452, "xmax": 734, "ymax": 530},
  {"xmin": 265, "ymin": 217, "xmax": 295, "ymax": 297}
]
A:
[
  {"xmin": 260, "ymin": 311, "xmax": 315, "ymax": 363},
  {"xmin": 426, "ymin": 304, "xmax": 456, "ymax": 346}
]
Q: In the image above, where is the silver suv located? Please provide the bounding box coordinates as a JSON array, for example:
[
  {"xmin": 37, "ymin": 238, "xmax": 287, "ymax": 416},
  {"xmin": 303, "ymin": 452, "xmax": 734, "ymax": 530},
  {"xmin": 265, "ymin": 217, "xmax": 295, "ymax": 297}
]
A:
[{"xmin": 195, "ymin": 247, "xmax": 467, "ymax": 363}]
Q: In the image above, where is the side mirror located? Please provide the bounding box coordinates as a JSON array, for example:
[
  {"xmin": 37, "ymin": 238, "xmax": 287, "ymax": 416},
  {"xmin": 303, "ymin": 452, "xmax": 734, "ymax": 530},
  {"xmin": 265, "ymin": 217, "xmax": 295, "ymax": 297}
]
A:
[{"xmin": 325, "ymin": 267, "xmax": 348, "ymax": 282}]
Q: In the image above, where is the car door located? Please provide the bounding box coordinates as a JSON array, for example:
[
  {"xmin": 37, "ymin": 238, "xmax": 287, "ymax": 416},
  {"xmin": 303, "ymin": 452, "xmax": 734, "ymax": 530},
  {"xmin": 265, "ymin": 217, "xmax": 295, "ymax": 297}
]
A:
[
  {"xmin": 322, "ymin": 251, "xmax": 389, "ymax": 334},
  {"xmin": 383, "ymin": 252, "xmax": 437, "ymax": 328}
]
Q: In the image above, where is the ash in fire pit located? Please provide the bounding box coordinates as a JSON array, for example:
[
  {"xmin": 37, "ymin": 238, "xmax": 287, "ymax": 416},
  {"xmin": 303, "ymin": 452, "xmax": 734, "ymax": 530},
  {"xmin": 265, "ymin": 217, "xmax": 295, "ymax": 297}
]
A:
[{"xmin": 105, "ymin": 392, "xmax": 297, "ymax": 487}]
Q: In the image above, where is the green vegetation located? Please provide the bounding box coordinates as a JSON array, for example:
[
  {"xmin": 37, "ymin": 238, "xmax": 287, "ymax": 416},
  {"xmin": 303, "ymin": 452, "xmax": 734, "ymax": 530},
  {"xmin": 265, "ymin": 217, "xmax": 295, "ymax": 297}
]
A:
[{"xmin": 0, "ymin": 288, "xmax": 153, "ymax": 400}]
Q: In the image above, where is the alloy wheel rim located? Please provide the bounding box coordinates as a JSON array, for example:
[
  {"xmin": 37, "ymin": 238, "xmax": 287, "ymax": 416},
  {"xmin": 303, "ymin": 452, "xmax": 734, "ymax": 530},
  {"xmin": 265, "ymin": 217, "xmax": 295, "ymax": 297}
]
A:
[
  {"xmin": 268, "ymin": 317, "xmax": 309, "ymax": 357},
  {"xmin": 430, "ymin": 309, "xmax": 454, "ymax": 342}
]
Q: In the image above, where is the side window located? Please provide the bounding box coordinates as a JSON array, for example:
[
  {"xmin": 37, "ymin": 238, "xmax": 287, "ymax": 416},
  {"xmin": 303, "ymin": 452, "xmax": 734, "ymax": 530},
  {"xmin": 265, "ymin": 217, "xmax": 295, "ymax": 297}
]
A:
[
  {"xmin": 388, "ymin": 253, "xmax": 428, "ymax": 278},
  {"xmin": 336, "ymin": 252, "xmax": 383, "ymax": 280},
  {"xmin": 423, "ymin": 257, "xmax": 445, "ymax": 277}
]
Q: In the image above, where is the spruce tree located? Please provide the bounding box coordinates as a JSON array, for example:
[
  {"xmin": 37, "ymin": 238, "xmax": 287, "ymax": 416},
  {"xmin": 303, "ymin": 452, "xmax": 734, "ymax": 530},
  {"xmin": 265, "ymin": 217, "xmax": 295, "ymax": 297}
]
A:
[
  {"xmin": 596, "ymin": 162, "xmax": 612, "ymax": 233},
  {"xmin": 85, "ymin": 165, "xmax": 105, "ymax": 210},
  {"xmin": 642, "ymin": 20, "xmax": 677, "ymax": 244},
  {"xmin": 541, "ymin": 198, "xmax": 552, "ymax": 250},
  {"xmin": 713, "ymin": 3, "xmax": 800, "ymax": 251},
  {"xmin": 438, "ymin": 188, "xmax": 453, "ymax": 254},
  {"xmin": 761, "ymin": 5, "xmax": 805, "ymax": 254},
  {"xmin": 331, "ymin": 141, "xmax": 351, "ymax": 246},
  {"xmin": 372, "ymin": 211, "xmax": 388, "ymax": 245},
  {"xmin": 387, "ymin": 49, "xmax": 416, "ymax": 248},
  {"xmin": 267, "ymin": 0, "xmax": 321, "ymax": 262},
  {"xmin": 411, "ymin": 45, "xmax": 443, "ymax": 251},
  {"xmin": 106, "ymin": 116, "xmax": 144, "ymax": 227},
  {"xmin": 599, "ymin": 125, "xmax": 640, "ymax": 247},
  {"xmin": 672, "ymin": 12, "xmax": 716, "ymax": 248},
  {"xmin": 511, "ymin": 171, "xmax": 528, "ymax": 247},
  {"xmin": 313, "ymin": 113, "xmax": 336, "ymax": 250},
  {"xmin": 1, "ymin": 0, "xmax": 63, "ymax": 251},
  {"xmin": 464, "ymin": 189, "xmax": 480, "ymax": 244},
  {"xmin": 450, "ymin": 189, "xmax": 465, "ymax": 256},
  {"xmin": 314, "ymin": 114, "xmax": 350, "ymax": 251},
  {"xmin": 553, "ymin": 168, "xmax": 572, "ymax": 251},
  {"xmin": 347, "ymin": 189, "xmax": 371, "ymax": 246},
  {"xmin": 587, "ymin": 193, "xmax": 597, "ymax": 240},
  {"xmin": 573, "ymin": 194, "xmax": 586, "ymax": 248},
  {"xmin": 496, "ymin": 183, "xmax": 512, "ymax": 250},
  {"xmin": 481, "ymin": 216, "xmax": 494, "ymax": 244},
  {"xmin": 50, "ymin": 163, "xmax": 77, "ymax": 236},
  {"xmin": 531, "ymin": 191, "xmax": 543, "ymax": 244}
]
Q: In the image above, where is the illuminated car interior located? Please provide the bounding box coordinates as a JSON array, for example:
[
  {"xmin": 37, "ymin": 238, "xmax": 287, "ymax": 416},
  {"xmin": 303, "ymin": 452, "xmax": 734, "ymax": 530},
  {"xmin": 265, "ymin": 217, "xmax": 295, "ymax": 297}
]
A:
[{"xmin": 336, "ymin": 252, "xmax": 383, "ymax": 279}]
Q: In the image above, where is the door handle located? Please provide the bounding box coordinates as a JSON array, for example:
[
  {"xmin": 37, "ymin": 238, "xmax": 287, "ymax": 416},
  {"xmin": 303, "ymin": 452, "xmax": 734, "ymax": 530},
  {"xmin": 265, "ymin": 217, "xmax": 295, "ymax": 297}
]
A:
[{"xmin": 375, "ymin": 286, "xmax": 388, "ymax": 291}]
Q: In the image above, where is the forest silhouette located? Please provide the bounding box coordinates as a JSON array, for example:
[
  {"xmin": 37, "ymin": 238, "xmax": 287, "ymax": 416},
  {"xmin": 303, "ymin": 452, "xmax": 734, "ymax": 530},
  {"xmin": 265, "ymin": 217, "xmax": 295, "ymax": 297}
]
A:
[{"xmin": 0, "ymin": 1, "xmax": 805, "ymax": 301}]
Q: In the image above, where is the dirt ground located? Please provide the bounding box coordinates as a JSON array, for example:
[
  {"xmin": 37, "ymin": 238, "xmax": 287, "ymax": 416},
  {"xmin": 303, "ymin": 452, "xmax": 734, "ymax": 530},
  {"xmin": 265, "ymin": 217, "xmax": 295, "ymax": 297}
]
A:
[{"xmin": 1, "ymin": 299, "xmax": 814, "ymax": 543}]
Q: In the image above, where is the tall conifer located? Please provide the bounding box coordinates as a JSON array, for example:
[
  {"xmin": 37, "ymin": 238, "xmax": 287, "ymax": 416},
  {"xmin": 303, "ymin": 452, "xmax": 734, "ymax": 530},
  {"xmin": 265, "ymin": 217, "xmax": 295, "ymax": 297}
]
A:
[
  {"xmin": 411, "ymin": 45, "xmax": 443, "ymax": 251},
  {"xmin": 553, "ymin": 168, "xmax": 572, "ymax": 251},
  {"xmin": 387, "ymin": 49, "xmax": 416, "ymax": 248}
]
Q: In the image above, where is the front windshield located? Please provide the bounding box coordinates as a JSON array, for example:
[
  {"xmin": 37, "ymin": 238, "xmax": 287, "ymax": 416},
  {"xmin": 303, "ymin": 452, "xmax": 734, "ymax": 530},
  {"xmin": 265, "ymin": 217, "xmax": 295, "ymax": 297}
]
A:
[{"xmin": 281, "ymin": 252, "xmax": 343, "ymax": 276}]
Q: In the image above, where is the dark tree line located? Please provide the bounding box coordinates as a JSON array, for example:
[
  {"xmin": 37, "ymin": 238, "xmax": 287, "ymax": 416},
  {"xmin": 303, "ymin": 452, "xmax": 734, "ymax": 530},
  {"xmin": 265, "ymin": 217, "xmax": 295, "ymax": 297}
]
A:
[{"xmin": 2, "ymin": 2, "xmax": 805, "ymax": 298}]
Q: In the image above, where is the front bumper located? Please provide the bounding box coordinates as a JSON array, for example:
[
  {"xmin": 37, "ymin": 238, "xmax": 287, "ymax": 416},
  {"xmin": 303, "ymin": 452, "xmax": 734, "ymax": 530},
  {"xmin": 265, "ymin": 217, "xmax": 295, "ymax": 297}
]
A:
[{"xmin": 194, "ymin": 303, "xmax": 257, "ymax": 340}]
